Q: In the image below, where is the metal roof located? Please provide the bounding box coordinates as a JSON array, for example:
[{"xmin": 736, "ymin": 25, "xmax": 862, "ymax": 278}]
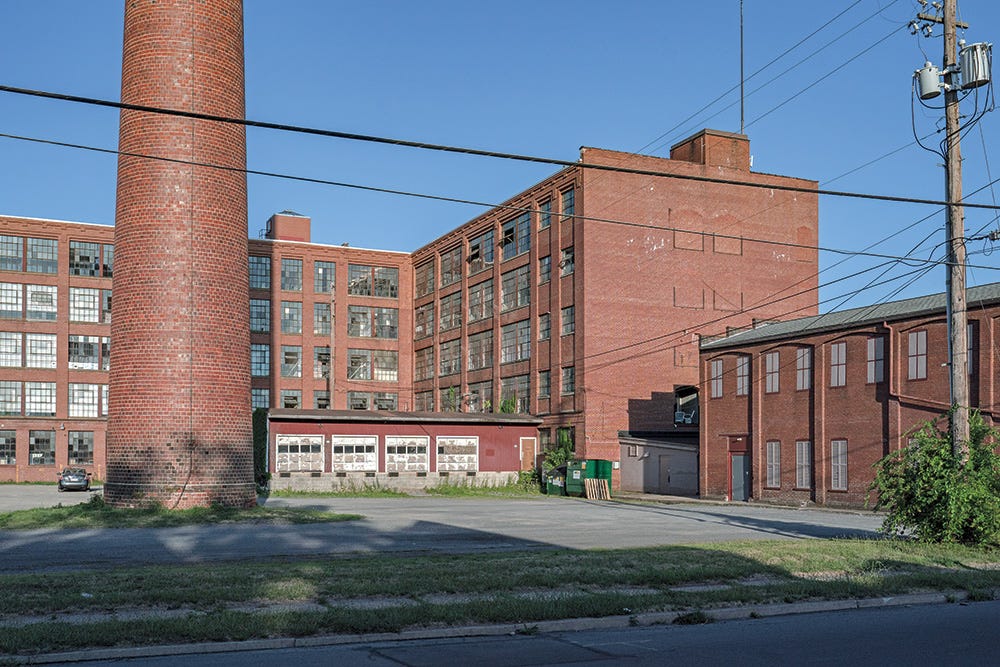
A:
[
  {"xmin": 701, "ymin": 281, "xmax": 1000, "ymax": 350},
  {"xmin": 268, "ymin": 409, "xmax": 542, "ymax": 426}
]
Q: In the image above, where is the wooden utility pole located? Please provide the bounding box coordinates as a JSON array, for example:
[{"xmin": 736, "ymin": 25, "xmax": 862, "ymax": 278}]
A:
[{"xmin": 942, "ymin": 0, "xmax": 970, "ymax": 455}]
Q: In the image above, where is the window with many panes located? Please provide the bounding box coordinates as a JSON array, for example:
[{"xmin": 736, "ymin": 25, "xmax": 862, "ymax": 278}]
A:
[
  {"xmin": 829, "ymin": 342, "xmax": 846, "ymax": 387},
  {"xmin": 26, "ymin": 285, "xmax": 56, "ymax": 321},
  {"xmin": 251, "ymin": 388, "xmax": 269, "ymax": 409},
  {"xmin": 0, "ymin": 430, "xmax": 14, "ymax": 465},
  {"xmin": 314, "ymin": 390, "xmax": 330, "ymax": 409},
  {"xmin": 29, "ymin": 430, "xmax": 55, "ymax": 465},
  {"xmin": 26, "ymin": 382, "xmax": 56, "ymax": 417},
  {"xmin": 0, "ymin": 382, "xmax": 21, "ymax": 416},
  {"xmin": 415, "ymin": 347, "xmax": 434, "ymax": 381},
  {"xmin": 249, "ymin": 256, "xmax": 270, "ymax": 290},
  {"xmin": 69, "ymin": 241, "xmax": 100, "ymax": 276},
  {"xmin": 560, "ymin": 247, "xmax": 575, "ymax": 276},
  {"xmin": 314, "ymin": 261, "xmax": 335, "ymax": 293},
  {"xmin": 280, "ymin": 346, "xmax": 302, "ymax": 377},
  {"xmin": 0, "ymin": 283, "xmax": 21, "ymax": 319},
  {"xmin": 280, "ymin": 258, "xmax": 303, "ymax": 291},
  {"xmin": 0, "ymin": 236, "xmax": 22, "ymax": 272},
  {"xmin": 348, "ymin": 392, "xmax": 370, "ymax": 410},
  {"xmin": 26, "ymin": 334, "xmax": 56, "ymax": 369},
  {"xmin": 439, "ymin": 339, "xmax": 461, "ymax": 376},
  {"xmin": 27, "ymin": 238, "xmax": 58, "ymax": 274},
  {"xmin": 374, "ymin": 393, "xmax": 398, "ymax": 411},
  {"xmin": 313, "ymin": 302, "xmax": 330, "ymax": 335},
  {"xmin": 280, "ymin": 390, "xmax": 301, "ymax": 409},
  {"xmin": 501, "ymin": 266, "xmax": 530, "ymax": 312},
  {"xmin": 68, "ymin": 431, "xmax": 94, "ymax": 465},
  {"xmin": 539, "ymin": 313, "xmax": 550, "ymax": 341},
  {"xmin": 415, "ymin": 390, "xmax": 434, "ymax": 411},
  {"xmin": 501, "ymin": 213, "xmax": 531, "ymax": 261},
  {"xmin": 347, "ymin": 349, "xmax": 372, "ymax": 380},
  {"xmin": 250, "ymin": 299, "xmax": 270, "ymax": 333},
  {"xmin": 539, "ymin": 255, "xmax": 551, "ymax": 284},
  {"xmin": 907, "ymin": 330, "xmax": 927, "ymax": 380},
  {"xmin": 831, "ymin": 439, "xmax": 848, "ymax": 490},
  {"xmin": 440, "ymin": 247, "xmax": 462, "ymax": 287},
  {"xmin": 439, "ymin": 292, "xmax": 462, "ymax": 332},
  {"xmin": 796, "ymin": 347, "xmax": 812, "ymax": 391},
  {"xmin": 501, "ymin": 320, "xmax": 530, "ymax": 364},
  {"xmin": 465, "ymin": 279, "xmax": 492, "ymax": 323},
  {"xmin": 765, "ymin": 351, "xmax": 779, "ymax": 393},
  {"xmin": 539, "ymin": 199, "xmax": 552, "ymax": 229},
  {"xmin": 561, "ymin": 188, "xmax": 575, "ymax": 218},
  {"xmin": 561, "ymin": 305, "xmax": 575, "ymax": 335},
  {"xmin": 102, "ymin": 244, "xmax": 114, "ymax": 277},
  {"xmin": 0, "ymin": 332, "xmax": 20, "ymax": 367},
  {"xmin": 415, "ymin": 260, "xmax": 435, "ymax": 298},
  {"xmin": 468, "ymin": 229, "xmax": 495, "ymax": 275},
  {"xmin": 501, "ymin": 374, "xmax": 530, "ymax": 413},
  {"xmin": 70, "ymin": 288, "xmax": 100, "ymax": 322},
  {"xmin": 280, "ymin": 301, "xmax": 302, "ymax": 334},
  {"xmin": 467, "ymin": 380, "xmax": 493, "ymax": 412},
  {"xmin": 373, "ymin": 350, "xmax": 398, "ymax": 382},
  {"xmin": 795, "ymin": 440, "xmax": 812, "ymax": 489},
  {"xmin": 866, "ymin": 336, "xmax": 885, "ymax": 384},
  {"xmin": 314, "ymin": 347, "xmax": 330, "ymax": 379},
  {"xmin": 348, "ymin": 306, "xmax": 397, "ymax": 339},
  {"xmin": 101, "ymin": 289, "xmax": 112, "ymax": 323},
  {"xmin": 562, "ymin": 367, "xmax": 575, "ymax": 395},
  {"xmin": 765, "ymin": 441, "xmax": 780, "ymax": 488},
  {"xmin": 251, "ymin": 344, "xmax": 270, "ymax": 376},
  {"xmin": 736, "ymin": 355, "xmax": 749, "ymax": 396},
  {"xmin": 467, "ymin": 330, "xmax": 493, "ymax": 371},
  {"xmin": 415, "ymin": 302, "xmax": 434, "ymax": 339},
  {"xmin": 439, "ymin": 386, "xmax": 461, "ymax": 412},
  {"xmin": 710, "ymin": 359, "xmax": 723, "ymax": 398},
  {"xmin": 348, "ymin": 264, "xmax": 399, "ymax": 298},
  {"xmin": 68, "ymin": 335, "xmax": 100, "ymax": 370},
  {"xmin": 538, "ymin": 370, "xmax": 551, "ymax": 398}
]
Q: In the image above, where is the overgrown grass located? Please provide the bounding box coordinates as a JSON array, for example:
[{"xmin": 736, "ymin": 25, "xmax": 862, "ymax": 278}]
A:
[
  {"xmin": 424, "ymin": 472, "xmax": 542, "ymax": 497},
  {"xmin": 266, "ymin": 486, "xmax": 411, "ymax": 499},
  {"xmin": 0, "ymin": 495, "xmax": 361, "ymax": 529},
  {"xmin": 1, "ymin": 538, "xmax": 998, "ymax": 654}
]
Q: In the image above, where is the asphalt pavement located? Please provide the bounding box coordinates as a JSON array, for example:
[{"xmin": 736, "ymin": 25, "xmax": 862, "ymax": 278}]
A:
[{"xmin": 0, "ymin": 486, "xmax": 884, "ymax": 572}]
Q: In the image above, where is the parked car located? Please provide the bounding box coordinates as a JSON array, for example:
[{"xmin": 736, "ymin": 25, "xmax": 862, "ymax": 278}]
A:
[{"xmin": 57, "ymin": 467, "xmax": 92, "ymax": 492}]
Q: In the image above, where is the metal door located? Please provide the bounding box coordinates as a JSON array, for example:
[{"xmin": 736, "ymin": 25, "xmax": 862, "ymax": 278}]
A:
[{"xmin": 731, "ymin": 453, "xmax": 750, "ymax": 501}]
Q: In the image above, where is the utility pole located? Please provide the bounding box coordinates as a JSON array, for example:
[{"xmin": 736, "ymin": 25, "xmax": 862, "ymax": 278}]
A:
[{"xmin": 942, "ymin": 0, "xmax": 970, "ymax": 456}]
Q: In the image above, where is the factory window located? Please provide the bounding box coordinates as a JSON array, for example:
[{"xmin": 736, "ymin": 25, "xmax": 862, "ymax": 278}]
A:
[
  {"xmin": 439, "ymin": 292, "xmax": 462, "ymax": 332},
  {"xmin": 280, "ymin": 346, "xmax": 301, "ymax": 378},
  {"xmin": 69, "ymin": 287, "xmax": 100, "ymax": 322},
  {"xmin": 561, "ymin": 187, "xmax": 575, "ymax": 218},
  {"xmin": 373, "ymin": 392, "xmax": 397, "ymax": 410},
  {"xmin": 539, "ymin": 255, "xmax": 551, "ymax": 284},
  {"xmin": 102, "ymin": 244, "xmax": 114, "ymax": 277},
  {"xmin": 467, "ymin": 330, "xmax": 493, "ymax": 372},
  {"xmin": 560, "ymin": 247, "xmax": 575, "ymax": 276},
  {"xmin": 539, "ymin": 199, "xmax": 552, "ymax": 230},
  {"xmin": 25, "ymin": 382, "xmax": 56, "ymax": 417},
  {"xmin": 280, "ymin": 301, "xmax": 302, "ymax": 334},
  {"xmin": 348, "ymin": 264, "xmax": 398, "ymax": 298},
  {"xmin": 538, "ymin": 370, "xmax": 550, "ymax": 399},
  {"xmin": 348, "ymin": 306, "xmax": 397, "ymax": 339},
  {"xmin": 102, "ymin": 337, "xmax": 110, "ymax": 371},
  {"xmin": 313, "ymin": 302, "xmax": 331, "ymax": 335},
  {"xmin": 250, "ymin": 299, "xmax": 270, "ymax": 333},
  {"xmin": 314, "ymin": 347, "xmax": 330, "ymax": 379},
  {"xmin": 0, "ymin": 283, "xmax": 21, "ymax": 319},
  {"xmin": 0, "ymin": 382, "xmax": 21, "ymax": 416},
  {"xmin": 830, "ymin": 342, "xmax": 846, "ymax": 387},
  {"xmin": 561, "ymin": 305, "xmax": 575, "ymax": 335},
  {"xmin": 250, "ymin": 343, "xmax": 270, "ymax": 377},
  {"xmin": 539, "ymin": 313, "xmax": 550, "ymax": 341},
  {"xmin": 501, "ymin": 212, "xmax": 531, "ymax": 261},
  {"xmin": 561, "ymin": 366, "xmax": 575, "ymax": 395},
  {"xmin": 500, "ymin": 265, "xmax": 530, "ymax": 312},
  {"xmin": 414, "ymin": 302, "xmax": 434, "ymax": 340},
  {"xmin": 414, "ymin": 390, "xmax": 434, "ymax": 411},
  {"xmin": 26, "ymin": 238, "xmax": 58, "ymax": 274},
  {"xmin": 415, "ymin": 260, "xmax": 435, "ymax": 298},
  {"xmin": 68, "ymin": 335, "xmax": 100, "ymax": 370},
  {"xmin": 796, "ymin": 347, "xmax": 812, "ymax": 391},
  {"xmin": 0, "ymin": 236, "xmax": 22, "ymax": 272},
  {"xmin": 26, "ymin": 285, "xmax": 57, "ymax": 321},
  {"xmin": 280, "ymin": 258, "xmax": 303, "ymax": 291},
  {"xmin": 313, "ymin": 390, "xmax": 330, "ymax": 410},
  {"xmin": 0, "ymin": 430, "xmax": 15, "ymax": 465},
  {"xmin": 101, "ymin": 289, "xmax": 112, "ymax": 323},
  {"xmin": 467, "ymin": 380, "xmax": 493, "ymax": 413},
  {"xmin": 280, "ymin": 390, "xmax": 301, "ymax": 409},
  {"xmin": 500, "ymin": 374, "xmax": 530, "ymax": 413},
  {"xmin": 28, "ymin": 430, "xmax": 55, "ymax": 466},
  {"xmin": 467, "ymin": 279, "xmax": 493, "ymax": 323},
  {"xmin": 69, "ymin": 241, "xmax": 100, "ymax": 276},
  {"xmin": 69, "ymin": 383, "xmax": 100, "ymax": 418},
  {"xmin": 439, "ymin": 386, "xmax": 461, "ymax": 412},
  {"xmin": 501, "ymin": 320, "xmax": 530, "ymax": 364},
  {"xmin": 0, "ymin": 332, "xmax": 21, "ymax": 367},
  {"xmin": 347, "ymin": 349, "xmax": 372, "ymax": 380},
  {"xmin": 373, "ymin": 350, "xmax": 399, "ymax": 382},
  {"xmin": 439, "ymin": 339, "xmax": 461, "ymax": 377},
  {"xmin": 251, "ymin": 388, "xmax": 270, "ymax": 410},
  {"xmin": 26, "ymin": 334, "xmax": 56, "ymax": 369},
  {"xmin": 907, "ymin": 330, "xmax": 927, "ymax": 380},
  {"xmin": 440, "ymin": 246, "xmax": 462, "ymax": 287},
  {"xmin": 467, "ymin": 229, "xmax": 494, "ymax": 275},
  {"xmin": 415, "ymin": 347, "xmax": 434, "ymax": 381},
  {"xmin": 249, "ymin": 256, "xmax": 270, "ymax": 290},
  {"xmin": 314, "ymin": 261, "xmax": 335, "ymax": 293},
  {"xmin": 68, "ymin": 432, "xmax": 94, "ymax": 465}
]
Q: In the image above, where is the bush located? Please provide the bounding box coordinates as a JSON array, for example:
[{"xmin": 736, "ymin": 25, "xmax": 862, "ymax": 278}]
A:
[{"xmin": 868, "ymin": 412, "xmax": 1000, "ymax": 545}]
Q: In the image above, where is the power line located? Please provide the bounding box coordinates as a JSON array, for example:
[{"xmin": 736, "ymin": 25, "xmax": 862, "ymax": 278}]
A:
[
  {"xmin": 2, "ymin": 83, "xmax": 1000, "ymax": 211},
  {"xmin": 5, "ymin": 129, "xmax": 999, "ymax": 272}
]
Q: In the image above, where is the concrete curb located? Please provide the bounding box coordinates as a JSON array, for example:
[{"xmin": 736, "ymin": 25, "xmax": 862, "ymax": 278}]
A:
[{"xmin": 14, "ymin": 590, "xmax": 975, "ymax": 665}]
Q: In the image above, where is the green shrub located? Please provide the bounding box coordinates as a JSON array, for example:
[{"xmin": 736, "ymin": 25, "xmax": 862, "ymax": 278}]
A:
[{"xmin": 869, "ymin": 412, "xmax": 1000, "ymax": 545}]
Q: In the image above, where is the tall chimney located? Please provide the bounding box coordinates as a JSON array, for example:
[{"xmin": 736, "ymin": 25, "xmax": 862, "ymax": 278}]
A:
[{"xmin": 106, "ymin": 0, "xmax": 255, "ymax": 508}]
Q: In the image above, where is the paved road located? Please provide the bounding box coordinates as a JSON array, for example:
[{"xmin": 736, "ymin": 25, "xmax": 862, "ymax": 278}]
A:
[
  {"xmin": 62, "ymin": 600, "xmax": 1000, "ymax": 666},
  {"xmin": 0, "ymin": 486, "xmax": 883, "ymax": 572}
]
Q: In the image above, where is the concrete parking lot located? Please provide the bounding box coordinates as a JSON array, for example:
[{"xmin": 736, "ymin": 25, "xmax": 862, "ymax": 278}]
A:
[{"xmin": 0, "ymin": 485, "xmax": 884, "ymax": 573}]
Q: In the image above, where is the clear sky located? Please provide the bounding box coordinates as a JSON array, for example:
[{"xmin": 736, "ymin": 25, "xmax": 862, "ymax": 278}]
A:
[{"xmin": 1, "ymin": 1, "xmax": 998, "ymax": 314}]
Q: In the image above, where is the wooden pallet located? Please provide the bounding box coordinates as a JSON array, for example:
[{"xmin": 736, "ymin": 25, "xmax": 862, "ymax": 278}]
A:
[{"xmin": 584, "ymin": 478, "xmax": 611, "ymax": 500}]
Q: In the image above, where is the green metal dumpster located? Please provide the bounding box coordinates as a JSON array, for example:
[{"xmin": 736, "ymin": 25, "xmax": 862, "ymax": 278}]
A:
[
  {"xmin": 593, "ymin": 459, "xmax": 613, "ymax": 496},
  {"xmin": 545, "ymin": 469, "xmax": 567, "ymax": 496},
  {"xmin": 565, "ymin": 460, "xmax": 588, "ymax": 497}
]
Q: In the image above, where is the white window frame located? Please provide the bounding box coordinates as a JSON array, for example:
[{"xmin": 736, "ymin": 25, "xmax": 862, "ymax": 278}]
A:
[
  {"xmin": 765, "ymin": 351, "xmax": 779, "ymax": 393},
  {"xmin": 829, "ymin": 341, "xmax": 846, "ymax": 387},
  {"xmin": 866, "ymin": 336, "xmax": 884, "ymax": 384},
  {"xmin": 765, "ymin": 440, "xmax": 780, "ymax": 488},
  {"xmin": 436, "ymin": 436, "xmax": 479, "ymax": 472},
  {"xmin": 796, "ymin": 347, "xmax": 812, "ymax": 391},
  {"xmin": 710, "ymin": 359, "xmax": 723, "ymax": 398},
  {"xmin": 385, "ymin": 435, "xmax": 430, "ymax": 473},
  {"xmin": 795, "ymin": 440, "xmax": 812, "ymax": 489},
  {"xmin": 831, "ymin": 439, "xmax": 848, "ymax": 491}
]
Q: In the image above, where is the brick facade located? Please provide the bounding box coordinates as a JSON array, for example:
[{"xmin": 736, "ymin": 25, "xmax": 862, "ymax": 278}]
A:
[{"xmin": 700, "ymin": 284, "xmax": 1000, "ymax": 508}]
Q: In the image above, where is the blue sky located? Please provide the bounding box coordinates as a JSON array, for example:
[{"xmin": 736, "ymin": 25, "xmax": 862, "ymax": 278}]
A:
[{"xmin": 1, "ymin": 1, "xmax": 998, "ymax": 312}]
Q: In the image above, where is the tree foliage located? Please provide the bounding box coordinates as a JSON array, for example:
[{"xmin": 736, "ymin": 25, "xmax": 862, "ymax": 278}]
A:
[
  {"xmin": 869, "ymin": 412, "xmax": 1000, "ymax": 545},
  {"xmin": 542, "ymin": 428, "xmax": 575, "ymax": 471}
]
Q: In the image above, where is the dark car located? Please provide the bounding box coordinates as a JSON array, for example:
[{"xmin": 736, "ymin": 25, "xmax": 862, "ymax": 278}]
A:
[{"xmin": 57, "ymin": 467, "xmax": 92, "ymax": 492}]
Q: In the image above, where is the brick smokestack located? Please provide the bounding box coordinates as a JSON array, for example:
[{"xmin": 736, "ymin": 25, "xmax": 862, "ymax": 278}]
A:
[{"xmin": 106, "ymin": 0, "xmax": 255, "ymax": 508}]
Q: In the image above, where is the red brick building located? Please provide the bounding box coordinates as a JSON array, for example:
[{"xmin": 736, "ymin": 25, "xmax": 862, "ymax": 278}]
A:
[
  {"xmin": 0, "ymin": 129, "xmax": 820, "ymax": 489},
  {"xmin": 699, "ymin": 283, "xmax": 1000, "ymax": 508}
]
